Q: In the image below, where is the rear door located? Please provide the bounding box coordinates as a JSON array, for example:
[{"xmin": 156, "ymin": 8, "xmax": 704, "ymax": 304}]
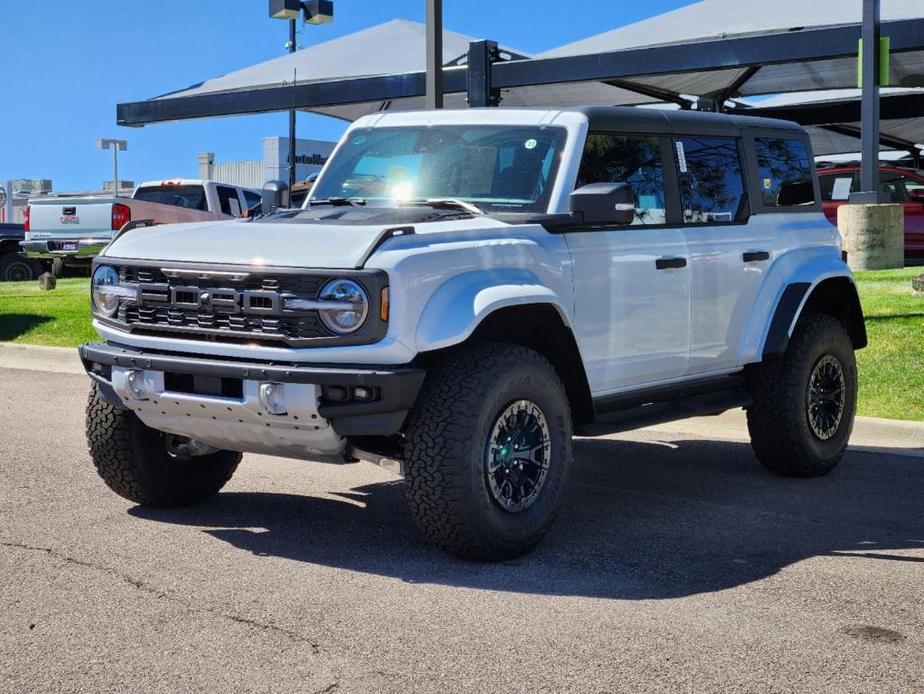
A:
[
  {"xmin": 565, "ymin": 132, "xmax": 691, "ymax": 393},
  {"xmin": 677, "ymin": 134, "xmax": 763, "ymax": 375}
]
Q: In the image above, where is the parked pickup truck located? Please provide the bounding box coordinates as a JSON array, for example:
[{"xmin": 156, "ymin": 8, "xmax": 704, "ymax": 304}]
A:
[
  {"xmin": 21, "ymin": 179, "xmax": 261, "ymax": 268},
  {"xmin": 1, "ymin": 222, "xmax": 47, "ymax": 281}
]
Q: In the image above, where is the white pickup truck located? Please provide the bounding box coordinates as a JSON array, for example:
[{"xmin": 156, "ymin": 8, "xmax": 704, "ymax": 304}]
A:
[{"xmin": 21, "ymin": 179, "xmax": 261, "ymax": 268}]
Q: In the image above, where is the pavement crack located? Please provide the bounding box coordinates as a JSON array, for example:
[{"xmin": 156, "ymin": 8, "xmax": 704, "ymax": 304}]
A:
[{"xmin": 0, "ymin": 539, "xmax": 323, "ymax": 654}]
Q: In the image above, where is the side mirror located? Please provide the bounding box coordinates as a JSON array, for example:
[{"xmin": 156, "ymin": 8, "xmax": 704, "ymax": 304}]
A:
[
  {"xmin": 261, "ymin": 180, "xmax": 290, "ymax": 212},
  {"xmin": 570, "ymin": 182, "xmax": 635, "ymax": 226}
]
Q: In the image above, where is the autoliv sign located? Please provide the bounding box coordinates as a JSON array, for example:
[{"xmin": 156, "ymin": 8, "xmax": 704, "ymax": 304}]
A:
[{"xmin": 288, "ymin": 152, "xmax": 329, "ymax": 166}]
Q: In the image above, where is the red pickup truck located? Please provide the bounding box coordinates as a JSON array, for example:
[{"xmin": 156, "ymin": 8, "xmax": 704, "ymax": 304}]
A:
[{"xmin": 818, "ymin": 163, "xmax": 924, "ymax": 260}]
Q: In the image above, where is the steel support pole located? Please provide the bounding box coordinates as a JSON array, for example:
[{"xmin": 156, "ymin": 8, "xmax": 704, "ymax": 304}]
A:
[
  {"xmin": 851, "ymin": 0, "xmax": 888, "ymax": 203},
  {"xmin": 288, "ymin": 17, "xmax": 297, "ymax": 190},
  {"xmin": 112, "ymin": 147, "xmax": 119, "ymax": 197},
  {"xmin": 425, "ymin": 0, "xmax": 443, "ymax": 109},
  {"xmin": 467, "ymin": 40, "xmax": 498, "ymax": 108}
]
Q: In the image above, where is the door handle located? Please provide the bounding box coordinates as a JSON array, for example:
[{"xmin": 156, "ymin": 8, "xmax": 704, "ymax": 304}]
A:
[
  {"xmin": 655, "ymin": 257, "xmax": 687, "ymax": 270},
  {"xmin": 743, "ymin": 250, "xmax": 770, "ymax": 263}
]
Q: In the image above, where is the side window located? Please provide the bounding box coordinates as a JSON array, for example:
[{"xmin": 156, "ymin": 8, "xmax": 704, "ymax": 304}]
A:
[
  {"xmin": 576, "ymin": 133, "xmax": 666, "ymax": 225},
  {"xmin": 217, "ymin": 186, "xmax": 242, "ymax": 216},
  {"xmin": 242, "ymin": 189, "xmax": 262, "ymax": 210},
  {"xmin": 819, "ymin": 173, "xmax": 856, "ymax": 201},
  {"xmin": 879, "ymin": 173, "xmax": 909, "ymax": 203},
  {"xmin": 676, "ymin": 137, "xmax": 746, "ymax": 224},
  {"xmin": 754, "ymin": 138, "xmax": 816, "ymax": 207}
]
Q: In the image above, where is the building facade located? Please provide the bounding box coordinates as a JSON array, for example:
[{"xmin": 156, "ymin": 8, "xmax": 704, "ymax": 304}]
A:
[{"xmin": 198, "ymin": 136, "xmax": 337, "ymax": 190}]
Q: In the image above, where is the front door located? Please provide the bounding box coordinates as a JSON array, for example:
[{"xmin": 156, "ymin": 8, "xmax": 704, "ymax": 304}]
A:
[{"xmin": 566, "ymin": 133, "xmax": 690, "ymax": 394}]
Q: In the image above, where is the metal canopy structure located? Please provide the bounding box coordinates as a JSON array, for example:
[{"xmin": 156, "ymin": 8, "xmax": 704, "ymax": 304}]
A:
[
  {"xmin": 118, "ymin": 1, "xmax": 924, "ymax": 141},
  {"xmin": 743, "ymin": 89, "xmax": 924, "ymax": 160},
  {"xmin": 119, "ymin": 19, "xmax": 653, "ymax": 126}
]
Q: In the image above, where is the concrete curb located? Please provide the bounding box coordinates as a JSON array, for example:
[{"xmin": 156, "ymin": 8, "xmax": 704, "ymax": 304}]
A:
[
  {"xmin": 637, "ymin": 408, "xmax": 924, "ymax": 460},
  {"xmin": 1, "ymin": 341, "xmax": 921, "ymax": 458},
  {"xmin": 0, "ymin": 343, "xmax": 84, "ymax": 375}
]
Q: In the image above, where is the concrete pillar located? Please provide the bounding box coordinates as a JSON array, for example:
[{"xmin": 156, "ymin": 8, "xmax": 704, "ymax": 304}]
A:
[
  {"xmin": 837, "ymin": 203, "xmax": 904, "ymax": 271},
  {"xmin": 197, "ymin": 152, "xmax": 215, "ymax": 180}
]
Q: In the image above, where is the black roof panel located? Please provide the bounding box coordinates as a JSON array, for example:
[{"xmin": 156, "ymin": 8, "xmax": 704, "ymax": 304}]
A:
[{"xmin": 573, "ymin": 106, "xmax": 805, "ymax": 137}]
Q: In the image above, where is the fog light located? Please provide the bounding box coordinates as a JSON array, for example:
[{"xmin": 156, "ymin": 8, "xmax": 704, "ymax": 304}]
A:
[
  {"xmin": 323, "ymin": 386, "xmax": 350, "ymax": 402},
  {"xmin": 125, "ymin": 370, "xmax": 147, "ymax": 400},
  {"xmin": 259, "ymin": 382, "xmax": 287, "ymax": 415},
  {"xmin": 353, "ymin": 386, "xmax": 375, "ymax": 401}
]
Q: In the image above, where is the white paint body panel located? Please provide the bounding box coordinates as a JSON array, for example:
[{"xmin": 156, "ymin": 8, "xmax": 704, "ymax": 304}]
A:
[{"xmin": 93, "ymin": 109, "xmax": 853, "ymax": 403}]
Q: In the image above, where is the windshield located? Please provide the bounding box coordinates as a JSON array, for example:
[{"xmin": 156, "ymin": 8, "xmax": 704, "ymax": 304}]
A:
[
  {"xmin": 311, "ymin": 125, "xmax": 568, "ymax": 213},
  {"xmin": 134, "ymin": 185, "xmax": 207, "ymax": 211}
]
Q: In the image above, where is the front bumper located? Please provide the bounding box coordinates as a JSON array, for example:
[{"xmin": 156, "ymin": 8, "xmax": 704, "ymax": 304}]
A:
[
  {"xmin": 80, "ymin": 342, "xmax": 425, "ymax": 462},
  {"xmin": 21, "ymin": 238, "xmax": 109, "ymax": 260}
]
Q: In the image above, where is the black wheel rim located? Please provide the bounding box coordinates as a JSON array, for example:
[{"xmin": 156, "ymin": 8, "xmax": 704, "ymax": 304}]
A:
[
  {"xmin": 3, "ymin": 260, "xmax": 32, "ymax": 282},
  {"xmin": 484, "ymin": 399, "xmax": 551, "ymax": 513},
  {"xmin": 806, "ymin": 354, "xmax": 846, "ymax": 441}
]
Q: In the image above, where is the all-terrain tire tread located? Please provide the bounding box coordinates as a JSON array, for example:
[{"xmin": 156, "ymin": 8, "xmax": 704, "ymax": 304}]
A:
[
  {"xmin": 86, "ymin": 384, "xmax": 240, "ymax": 507},
  {"xmin": 403, "ymin": 343, "xmax": 571, "ymax": 560},
  {"xmin": 747, "ymin": 312, "xmax": 856, "ymax": 477}
]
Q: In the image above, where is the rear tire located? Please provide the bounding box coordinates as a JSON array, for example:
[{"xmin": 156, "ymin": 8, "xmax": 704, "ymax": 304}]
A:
[
  {"xmin": 403, "ymin": 343, "xmax": 573, "ymax": 561},
  {"xmin": 85, "ymin": 384, "xmax": 241, "ymax": 507},
  {"xmin": 0, "ymin": 252, "xmax": 41, "ymax": 282},
  {"xmin": 747, "ymin": 313, "xmax": 857, "ymax": 477}
]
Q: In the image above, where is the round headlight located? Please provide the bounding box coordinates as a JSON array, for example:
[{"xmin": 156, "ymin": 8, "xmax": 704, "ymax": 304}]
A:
[
  {"xmin": 318, "ymin": 279, "xmax": 369, "ymax": 334},
  {"xmin": 92, "ymin": 265, "xmax": 121, "ymax": 317}
]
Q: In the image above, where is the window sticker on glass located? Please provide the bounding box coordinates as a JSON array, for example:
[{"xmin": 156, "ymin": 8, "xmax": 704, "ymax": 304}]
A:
[
  {"xmin": 675, "ymin": 141, "xmax": 687, "ymax": 173},
  {"xmin": 831, "ymin": 177, "xmax": 852, "ymax": 201},
  {"xmin": 763, "ymin": 178, "xmax": 772, "ymax": 190},
  {"xmin": 524, "ymin": 138, "xmax": 537, "ymax": 150}
]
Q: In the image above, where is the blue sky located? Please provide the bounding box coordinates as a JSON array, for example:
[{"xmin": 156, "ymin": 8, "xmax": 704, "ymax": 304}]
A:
[{"xmin": 1, "ymin": 0, "xmax": 694, "ymax": 191}]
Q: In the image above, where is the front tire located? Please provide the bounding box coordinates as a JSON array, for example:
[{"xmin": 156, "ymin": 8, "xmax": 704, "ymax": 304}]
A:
[
  {"xmin": 747, "ymin": 313, "xmax": 857, "ymax": 477},
  {"xmin": 403, "ymin": 343, "xmax": 573, "ymax": 561},
  {"xmin": 85, "ymin": 384, "xmax": 241, "ymax": 507}
]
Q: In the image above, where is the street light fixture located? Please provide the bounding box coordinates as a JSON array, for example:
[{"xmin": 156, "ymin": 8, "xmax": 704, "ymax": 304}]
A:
[
  {"xmin": 269, "ymin": 0, "xmax": 334, "ymax": 192},
  {"xmin": 96, "ymin": 138, "xmax": 128, "ymax": 197}
]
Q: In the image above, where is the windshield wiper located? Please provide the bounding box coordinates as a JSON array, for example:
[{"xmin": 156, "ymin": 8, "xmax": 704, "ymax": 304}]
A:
[
  {"xmin": 400, "ymin": 198, "xmax": 483, "ymax": 215},
  {"xmin": 307, "ymin": 197, "xmax": 366, "ymax": 207}
]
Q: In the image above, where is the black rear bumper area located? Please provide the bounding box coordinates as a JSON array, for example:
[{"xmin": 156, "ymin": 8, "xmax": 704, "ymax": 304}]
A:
[{"xmin": 79, "ymin": 342, "xmax": 426, "ymax": 437}]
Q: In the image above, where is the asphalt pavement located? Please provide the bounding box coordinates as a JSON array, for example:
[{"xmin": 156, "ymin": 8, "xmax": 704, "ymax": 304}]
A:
[{"xmin": 1, "ymin": 367, "xmax": 922, "ymax": 693}]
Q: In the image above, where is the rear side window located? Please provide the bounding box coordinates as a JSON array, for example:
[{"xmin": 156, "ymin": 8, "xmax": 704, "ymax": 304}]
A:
[
  {"xmin": 819, "ymin": 173, "xmax": 856, "ymax": 201},
  {"xmin": 216, "ymin": 186, "xmax": 242, "ymax": 216},
  {"xmin": 134, "ymin": 185, "xmax": 207, "ymax": 211},
  {"xmin": 754, "ymin": 138, "xmax": 815, "ymax": 207},
  {"xmin": 242, "ymin": 189, "xmax": 262, "ymax": 208},
  {"xmin": 676, "ymin": 137, "xmax": 746, "ymax": 224},
  {"xmin": 576, "ymin": 134, "xmax": 666, "ymax": 225}
]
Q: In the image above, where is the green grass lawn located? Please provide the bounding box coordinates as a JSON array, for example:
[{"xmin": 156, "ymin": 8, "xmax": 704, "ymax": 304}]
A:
[
  {"xmin": 852, "ymin": 267, "xmax": 924, "ymax": 421},
  {"xmin": 0, "ymin": 278, "xmax": 97, "ymax": 347},
  {"xmin": 1, "ymin": 268, "xmax": 923, "ymax": 420}
]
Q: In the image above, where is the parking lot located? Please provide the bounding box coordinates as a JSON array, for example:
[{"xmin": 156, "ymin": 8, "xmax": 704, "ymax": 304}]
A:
[{"xmin": 0, "ymin": 366, "xmax": 921, "ymax": 692}]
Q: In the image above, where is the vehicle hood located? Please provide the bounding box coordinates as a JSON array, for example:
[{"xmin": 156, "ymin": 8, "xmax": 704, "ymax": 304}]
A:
[{"xmin": 101, "ymin": 207, "xmax": 514, "ymax": 269}]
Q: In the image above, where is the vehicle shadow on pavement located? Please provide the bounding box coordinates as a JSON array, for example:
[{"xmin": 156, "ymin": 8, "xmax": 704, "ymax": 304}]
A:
[{"xmin": 130, "ymin": 437, "xmax": 924, "ymax": 599}]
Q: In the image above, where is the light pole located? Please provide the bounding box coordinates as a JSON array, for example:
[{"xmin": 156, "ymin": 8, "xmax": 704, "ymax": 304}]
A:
[
  {"xmin": 96, "ymin": 138, "xmax": 128, "ymax": 196},
  {"xmin": 269, "ymin": 0, "xmax": 334, "ymax": 191}
]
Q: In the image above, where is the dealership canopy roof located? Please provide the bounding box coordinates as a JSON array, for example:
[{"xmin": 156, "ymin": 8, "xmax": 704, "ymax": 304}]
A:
[
  {"xmin": 118, "ymin": 1, "xmax": 924, "ymax": 128},
  {"xmin": 743, "ymin": 89, "xmax": 924, "ymax": 157},
  {"xmin": 133, "ymin": 19, "xmax": 653, "ymax": 125}
]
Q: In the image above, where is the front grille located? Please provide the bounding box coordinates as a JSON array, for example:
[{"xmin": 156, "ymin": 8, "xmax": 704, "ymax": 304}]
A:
[{"xmin": 114, "ymin": 265, "xmax": 333, "ymax": 344}]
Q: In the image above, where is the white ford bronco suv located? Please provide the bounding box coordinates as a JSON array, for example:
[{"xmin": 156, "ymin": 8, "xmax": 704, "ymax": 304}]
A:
[{"xmin": 80, "ymin": 108, "xmax": 866, "ymax": 560}]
